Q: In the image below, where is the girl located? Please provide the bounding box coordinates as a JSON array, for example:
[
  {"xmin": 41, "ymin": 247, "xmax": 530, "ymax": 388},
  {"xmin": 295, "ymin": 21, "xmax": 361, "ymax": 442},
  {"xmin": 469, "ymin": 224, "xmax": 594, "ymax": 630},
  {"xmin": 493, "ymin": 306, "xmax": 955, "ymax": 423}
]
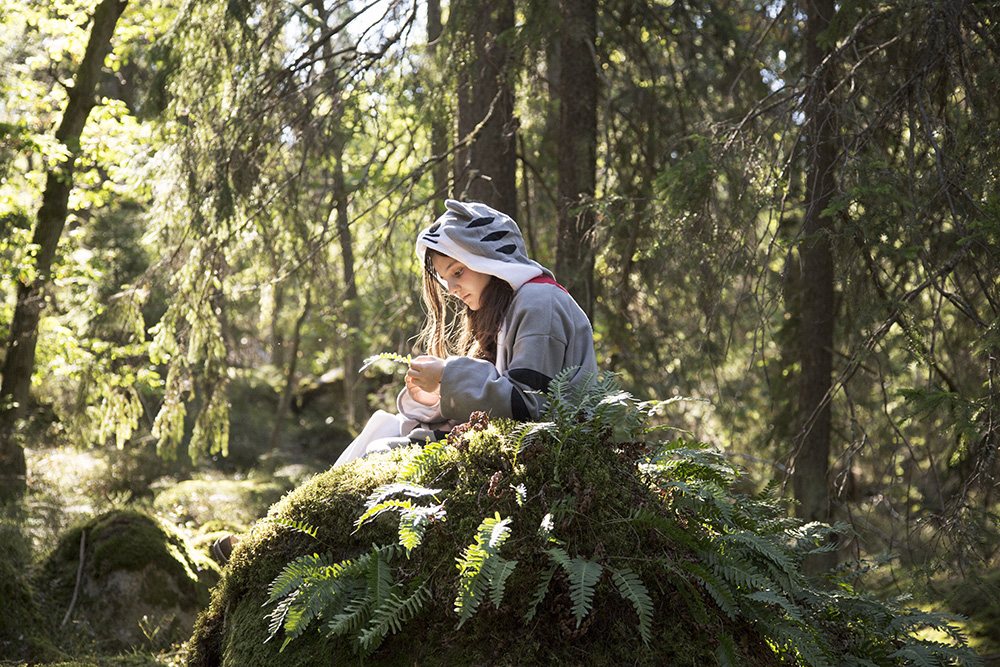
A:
[
  {"xmin": 334, "ymin": 199, "xmax": 598, "ymax": 466},
  {"xmin": 214, "ymin": 200, "xmax": 598, "ymax": 563}
]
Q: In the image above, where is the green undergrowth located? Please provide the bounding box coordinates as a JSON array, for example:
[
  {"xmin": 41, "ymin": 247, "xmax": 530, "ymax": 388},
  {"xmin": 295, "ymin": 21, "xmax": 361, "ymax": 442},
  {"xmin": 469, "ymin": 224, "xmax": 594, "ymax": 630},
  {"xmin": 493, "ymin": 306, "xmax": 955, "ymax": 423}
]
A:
[
  {"xmin": 187, "ymin": 373, "xmax": 982, "ymax": 666},
  {"xmin": 32, "ymin": 509, "xmax": 219, "ymax": 655}
]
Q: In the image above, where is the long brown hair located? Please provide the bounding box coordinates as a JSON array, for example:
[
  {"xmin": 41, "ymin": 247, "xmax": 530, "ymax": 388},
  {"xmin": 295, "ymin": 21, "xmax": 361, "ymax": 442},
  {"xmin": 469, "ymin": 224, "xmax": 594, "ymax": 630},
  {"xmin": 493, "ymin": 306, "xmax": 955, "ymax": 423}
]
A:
[{"xmin": 418, "ymin": 249, "xmax": 514, "ymax": 364}]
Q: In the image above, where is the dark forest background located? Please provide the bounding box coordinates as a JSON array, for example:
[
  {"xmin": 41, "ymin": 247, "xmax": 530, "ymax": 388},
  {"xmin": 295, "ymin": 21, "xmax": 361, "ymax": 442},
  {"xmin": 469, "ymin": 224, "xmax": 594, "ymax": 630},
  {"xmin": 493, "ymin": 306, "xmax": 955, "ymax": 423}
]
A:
[{"xmin": 1, "ymin": 0, "xmax": 998, "ymax": 658}]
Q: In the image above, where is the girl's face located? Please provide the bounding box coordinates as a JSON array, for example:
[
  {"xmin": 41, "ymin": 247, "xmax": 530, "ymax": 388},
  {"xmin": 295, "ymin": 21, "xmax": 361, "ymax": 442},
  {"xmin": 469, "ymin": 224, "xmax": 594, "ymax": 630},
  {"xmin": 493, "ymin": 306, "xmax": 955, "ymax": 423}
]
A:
[{"xmin": 431, "ymin": 254, "xmax": 493, "ymax": 311}]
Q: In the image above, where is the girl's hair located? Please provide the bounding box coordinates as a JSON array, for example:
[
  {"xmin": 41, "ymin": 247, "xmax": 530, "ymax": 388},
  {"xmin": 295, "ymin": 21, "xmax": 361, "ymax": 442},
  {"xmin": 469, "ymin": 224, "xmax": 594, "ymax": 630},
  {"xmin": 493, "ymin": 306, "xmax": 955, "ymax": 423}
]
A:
[{"xmin": 419, "ymin": 249, "xmax": 514, "ymax": 364}]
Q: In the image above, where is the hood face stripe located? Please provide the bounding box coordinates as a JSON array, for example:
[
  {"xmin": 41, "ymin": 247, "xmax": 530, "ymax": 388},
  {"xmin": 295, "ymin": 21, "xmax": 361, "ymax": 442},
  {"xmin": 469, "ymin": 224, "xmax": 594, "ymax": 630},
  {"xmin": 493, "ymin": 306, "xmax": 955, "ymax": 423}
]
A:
[
  {"xmin": 480, "ymin": 230, "xmax": 509, "ymax": 243},
  {"xmin": 467, "ymin": 216, "xmax": 493, "ymax": 228}
]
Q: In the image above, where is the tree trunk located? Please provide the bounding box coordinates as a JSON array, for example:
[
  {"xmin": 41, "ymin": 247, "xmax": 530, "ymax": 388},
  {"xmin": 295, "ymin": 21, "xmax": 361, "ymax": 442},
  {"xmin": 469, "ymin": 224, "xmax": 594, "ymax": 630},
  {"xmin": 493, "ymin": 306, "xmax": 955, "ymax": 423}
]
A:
[
  {"xmin": 554, "ymin": 0, "xmax": 598, "ymax": 318},
  {"xmin": 454, "ymin": 0, "xmax": 517, "ymax": 215},
  {"xmin": 0, "ymin": 0, "xmax": 129, "ymax": 501},
  {"xmin": 793, "ymin": 0, "xmax": 838, "ymax": 570},
  {"xmin": 427, "ymin": 0, "xmax": 449, "ymax": 207},
  {"xmin": 269, "ymin": 290, "xmax": 310, "ymax": 449},
  {"xmin": 334, "ymin": 149, "xmax": 364, "ymax": 427}
]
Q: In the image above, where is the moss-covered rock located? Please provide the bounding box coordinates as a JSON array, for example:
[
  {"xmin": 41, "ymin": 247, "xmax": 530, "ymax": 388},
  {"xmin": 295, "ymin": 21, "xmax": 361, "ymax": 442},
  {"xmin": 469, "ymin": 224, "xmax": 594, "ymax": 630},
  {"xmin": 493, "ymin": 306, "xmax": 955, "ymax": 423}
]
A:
[
  {"xmin": 33, "ymin": 508, "xmax": 221, "ymax": 653},
  {"xmin": 187, "ymin": 417, "xmax": 779, "ymax": 666},
  {"xmin": 187, "ymin": 386, "xmax": 980, "ymax": 667}
]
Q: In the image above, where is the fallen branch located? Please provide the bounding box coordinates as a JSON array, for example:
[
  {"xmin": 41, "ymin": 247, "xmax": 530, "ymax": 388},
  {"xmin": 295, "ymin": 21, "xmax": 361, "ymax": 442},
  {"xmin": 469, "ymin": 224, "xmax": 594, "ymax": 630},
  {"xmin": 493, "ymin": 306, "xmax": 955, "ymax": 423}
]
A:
[{"xmin": 61, "ymin": 529, "xmax": 86, "ymax": 628}]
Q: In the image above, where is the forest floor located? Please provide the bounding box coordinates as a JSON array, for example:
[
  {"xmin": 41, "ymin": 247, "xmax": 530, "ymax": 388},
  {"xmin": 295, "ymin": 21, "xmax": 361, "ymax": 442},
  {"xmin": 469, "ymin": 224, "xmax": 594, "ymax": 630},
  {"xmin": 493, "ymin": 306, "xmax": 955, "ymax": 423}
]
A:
[{"xmin": 7, "ymin": 418, "xmax": 1000, "ymax": 666}]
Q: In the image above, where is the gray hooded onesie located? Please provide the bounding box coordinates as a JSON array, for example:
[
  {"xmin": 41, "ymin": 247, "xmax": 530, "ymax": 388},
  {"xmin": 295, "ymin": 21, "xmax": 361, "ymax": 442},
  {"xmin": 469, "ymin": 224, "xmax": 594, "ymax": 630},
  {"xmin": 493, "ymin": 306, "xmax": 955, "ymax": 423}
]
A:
[{"xmin": 334, "ymin": 200, "xmax": 598, "ymax": 466}]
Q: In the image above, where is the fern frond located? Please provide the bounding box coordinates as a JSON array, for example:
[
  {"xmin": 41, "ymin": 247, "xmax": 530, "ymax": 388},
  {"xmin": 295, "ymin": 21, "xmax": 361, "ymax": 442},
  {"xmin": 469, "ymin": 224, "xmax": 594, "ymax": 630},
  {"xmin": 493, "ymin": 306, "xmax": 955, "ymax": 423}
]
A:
[
  {"xmin": 512, "ymin": 483, "xmax": 527, "ymax": 506},
  {"xmin": 488, "ymin": 557, "xmax": 518, "ymax": 609},
  {"xmin": 889, "ymin": 640, "xmax": 983, "ymax": 667},
  {"xmin": 277, "ymin": 574, "xmax": 339, "ymax": 650},
  {"xmin": 766, "ymin": 620, "xmax": 831, "ymax": 667},
  {"xmin": 663, "ymin": 479, "xmax": 736, "ymax": 525},
  {"xmin": 510, "ymin": 420, "xmax": 556, "ymax": 454},
  {"xmin": 356, "ymin": 582, "xmax": 430, "ymax": 655},
  {"xmin": 611, "ymin": 566, "xmax": 653, "ymax": 645},
  {"xmin": 266, "ymin": 552, "xmax": 335, "ymax": 603},
  {"xmin": 397, "ymin": 439, "xmax": 450, "ymax": 482},
  {"xmin": 680, "ymin": 560, "xmax": 738, "ymax": 620},
  {"xmin": 703, "ymin": 550, "xmax": 773, "ymax": 593},
  {"xmin": 744, "ymin": 590, "xmax": 805, "ymax": 624},
  {"xmin": 397, "ymin": 503, "xmax": 446, "ymax": 554},
  {"xmin": 265, "ymin": 593, "xmax": 296, "ymax": 643},
  {"xmin": 524, "ymin": 565, "xmax": 557, "ymax": 622},
  {"xmin": 544, "ymin": 546, "xmax": 602, "ymax": 629},
  {"xmin": 326, "ymin": 592, "xmax": 371, "ymax": 638},
  {"xmin": 366, "ymin": 545, "xmax": 396, "ymax": 606},
  {"xmin": 544, "ymin": 544, "xmax": 572, "ymax": 570},
  {"xmin": 454, "ymin": 513, "xmax": 513, "ymax": 627},
  {"xmin": 714, "ymin": 631, "xmax": 739, "ymax": 667},
  {"xmin": 263, "ymin": 516, "xmax": 320, "ymax": 540},
  {"xmin": 354, "ymin": 498, "xmax": 416, "ymax": 530},
  {"xmin": 359, "ymin": 352, "xmax": 412, "ymax": 374},
  {"xmin": 566, "ymin": 558, "xmax": 603, "ymax": 628},
  {"xmin": 365, "ymin": 482, "xmax": 443, "ymax": 505},
  {"xmin": 720, "ymin": 531, "xmax": 799, "ymax": 582}
]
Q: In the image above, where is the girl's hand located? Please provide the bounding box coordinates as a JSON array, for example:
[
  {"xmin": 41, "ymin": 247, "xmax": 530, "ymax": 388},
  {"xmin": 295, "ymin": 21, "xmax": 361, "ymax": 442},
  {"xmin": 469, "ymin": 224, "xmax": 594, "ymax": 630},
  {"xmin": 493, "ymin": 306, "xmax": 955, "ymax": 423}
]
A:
[
  {"xmin": 405, "ymin": 371, "xmax": 440, "ymax": 407},
  {"xmin": 405, "ymin": 377, "xmax": 441, "ymax": 407},
  {"xmin": 406, "ymin": 355, "xmax": 445, "ymax": 393}
]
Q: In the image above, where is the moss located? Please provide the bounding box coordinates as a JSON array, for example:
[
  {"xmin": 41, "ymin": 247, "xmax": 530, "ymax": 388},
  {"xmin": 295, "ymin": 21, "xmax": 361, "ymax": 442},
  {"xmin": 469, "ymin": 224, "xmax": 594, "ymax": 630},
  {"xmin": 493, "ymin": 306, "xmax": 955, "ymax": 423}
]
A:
[
  {"xmin": 33, "ymin": 508, "xmax": 220, "ymax": 653},
  {"xmin": 187, "ymin": 421, "xmax": 779, "ymax": 667},
  {"xmin": 189, "ymin": 402, "xmax": 979, "ymax": 666}
]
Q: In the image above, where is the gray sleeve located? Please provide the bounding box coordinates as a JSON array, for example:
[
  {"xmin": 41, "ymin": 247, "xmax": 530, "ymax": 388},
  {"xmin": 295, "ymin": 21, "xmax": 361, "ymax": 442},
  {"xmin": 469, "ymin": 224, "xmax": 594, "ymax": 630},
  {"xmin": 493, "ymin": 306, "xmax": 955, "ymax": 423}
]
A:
[{"xmin": 438, "ymin": 290, "xmax": 578, "ymax": 422}]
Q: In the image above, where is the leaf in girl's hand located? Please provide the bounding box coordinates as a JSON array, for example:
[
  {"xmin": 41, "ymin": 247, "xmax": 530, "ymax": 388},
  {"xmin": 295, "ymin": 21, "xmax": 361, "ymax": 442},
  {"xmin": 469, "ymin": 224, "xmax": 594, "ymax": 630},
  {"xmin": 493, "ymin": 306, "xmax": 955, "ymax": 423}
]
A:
[{"xmin": 359, "ymin": 352, "xmax": 412, "ymax": 374}]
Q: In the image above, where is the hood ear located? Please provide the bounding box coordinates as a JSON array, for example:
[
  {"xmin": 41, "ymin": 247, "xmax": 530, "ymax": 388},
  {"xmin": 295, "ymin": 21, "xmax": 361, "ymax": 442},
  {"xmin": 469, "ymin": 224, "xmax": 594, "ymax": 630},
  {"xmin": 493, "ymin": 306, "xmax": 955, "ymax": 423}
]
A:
[{"xmin": 444, "ymin": 199, "xmax": 477, "ymax": 219}]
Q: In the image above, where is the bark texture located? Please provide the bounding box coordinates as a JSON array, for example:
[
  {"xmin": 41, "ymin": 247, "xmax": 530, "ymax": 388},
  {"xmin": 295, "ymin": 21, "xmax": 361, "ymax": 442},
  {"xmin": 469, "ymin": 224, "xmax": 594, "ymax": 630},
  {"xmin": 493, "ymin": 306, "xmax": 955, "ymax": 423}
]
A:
[
  {"xmin": 0, "ymin": 0, "xmax": 129, "ymax": 500},
  {"xmin": 554, "ymin": 0, "xmax": 599, "ymax": 317}
]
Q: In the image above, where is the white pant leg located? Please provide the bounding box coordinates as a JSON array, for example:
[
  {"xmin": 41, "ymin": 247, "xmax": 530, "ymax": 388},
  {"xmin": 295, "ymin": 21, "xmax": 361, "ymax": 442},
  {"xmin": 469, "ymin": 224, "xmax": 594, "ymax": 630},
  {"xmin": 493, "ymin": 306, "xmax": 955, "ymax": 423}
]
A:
[{"xmin": 334, "ymin": 410, "xmax": 406, "ymax": 467}]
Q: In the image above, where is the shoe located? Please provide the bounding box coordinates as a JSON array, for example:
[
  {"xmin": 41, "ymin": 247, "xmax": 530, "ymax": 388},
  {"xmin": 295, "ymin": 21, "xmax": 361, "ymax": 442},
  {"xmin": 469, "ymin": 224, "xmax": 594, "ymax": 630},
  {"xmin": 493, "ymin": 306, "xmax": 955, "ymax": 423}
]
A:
[{"xmin": 213, "ymin": 534, "xmax": 240, "ymax": 565}]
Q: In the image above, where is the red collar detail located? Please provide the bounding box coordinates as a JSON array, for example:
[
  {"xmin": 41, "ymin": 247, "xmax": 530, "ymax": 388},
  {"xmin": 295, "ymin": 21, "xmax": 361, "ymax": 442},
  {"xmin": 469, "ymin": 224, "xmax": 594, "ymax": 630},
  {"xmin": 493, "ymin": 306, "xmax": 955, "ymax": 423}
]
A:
[{"xmin": 525, "ymin": 276, "xmax": 568, "ymax": 293}]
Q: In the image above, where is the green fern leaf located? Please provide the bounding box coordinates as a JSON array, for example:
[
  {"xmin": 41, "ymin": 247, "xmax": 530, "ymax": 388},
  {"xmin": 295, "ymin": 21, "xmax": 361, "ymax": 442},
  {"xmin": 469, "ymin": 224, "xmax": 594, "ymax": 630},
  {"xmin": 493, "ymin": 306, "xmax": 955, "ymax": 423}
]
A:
[
  {"xmin": 511, "ymin": 420, "xmax": 556, "ymax": 454},
  {"xmin": 397, "ymin": 439, "xmax": 450, "ymax": 482},
  {"xmin": 680, "ymin": 560, "xmax": 739, "ymax": 620},
  {"xmin": 355, "ymin": 498, "xmax": 416, "ymax": 530},
  {"xmin": 366, "ymin": 546, "xmax": 396, "ymax": 605},
  {"xmin": 488, "ymin": 556, "xmax": 518, "ymax": 608},
  {"xmin": 744, "ymin": 590, "xmax": 805, "ymax": 624},
  {"xmin": 359, "ymin": 352, "xmax": 412, "ymax": 374},
  {"xmin": 397, "ymin": 503, "xmax": 446, "ymax": 554},
  {"xmin": 263, "ymin": 516, "xmax": 320, "ymax": 540},
  {"xmin": 566, "ymin": 558, "xmax": 603, "ymax": 628},
  {"xmin": 714, "ymin": 631, "xmax": 739, "ymax": 667},
  {"xmin": 326, "ymin": 592, "xmax": 371, "ymax": 638},
  {"xmin": 266, "ymin": 552, "xmax": 334, "ymax": 603},
  {"xmin": 611, "ymin": 566, "xmax": 653, "ymax": 645},
  {"xmin": 512, "ymin": 483, "xmax": 527, "ymax": 506},
  {"xmin": 356, "ymin": 582, "xmax": 429, "ymax": 655},
  {"xmin": 524, "ymin": 565, "xmax": 557, "ymax": 622},
  {"xmin": 265, "ymin": 593, "xmax": 296, "ymax": 643},
  {"xmin": 454, "ymin": 513, "xmax": 513, "ymax": 627},
  {"xmin": 364, "ymin": 482, "xmax": 443, "ymax": 506}
]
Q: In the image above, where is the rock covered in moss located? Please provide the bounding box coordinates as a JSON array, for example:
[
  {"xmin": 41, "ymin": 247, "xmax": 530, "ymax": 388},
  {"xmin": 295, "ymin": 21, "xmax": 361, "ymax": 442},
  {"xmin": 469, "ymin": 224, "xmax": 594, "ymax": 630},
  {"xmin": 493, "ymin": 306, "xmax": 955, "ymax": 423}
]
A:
[
  {"xmin": 186, "ymin": 416, "xmax": 779, "ymax": 667},
  {"xmin": 34, "ymin": 509, "xmax": 220, "ymax": 652},
  {"xmin": 187, "ymin": 383, "xmax": 980, "ymax": 667}
]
